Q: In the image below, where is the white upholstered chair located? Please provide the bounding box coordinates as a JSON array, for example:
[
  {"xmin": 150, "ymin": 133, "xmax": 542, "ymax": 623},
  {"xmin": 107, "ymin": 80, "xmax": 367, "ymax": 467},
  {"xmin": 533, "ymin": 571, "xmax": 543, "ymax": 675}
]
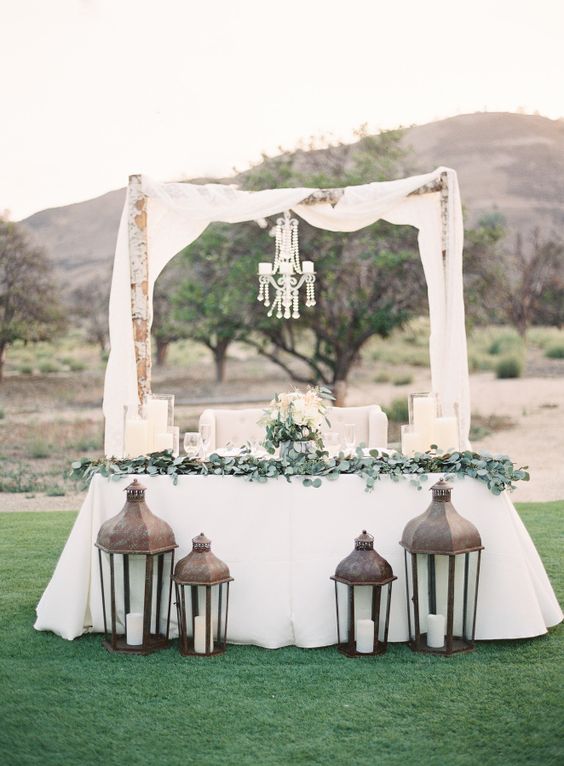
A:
[
  {"xmin": 323, "ymin": 405, "xmax": 388, "ymax": 449},
  {"xmin": 199, "ymin": 408, "xmax": 265, "ymax": 452},
  {"xmin": 199, "ymin": 404, "xmax": 388, "ymax": 451}
]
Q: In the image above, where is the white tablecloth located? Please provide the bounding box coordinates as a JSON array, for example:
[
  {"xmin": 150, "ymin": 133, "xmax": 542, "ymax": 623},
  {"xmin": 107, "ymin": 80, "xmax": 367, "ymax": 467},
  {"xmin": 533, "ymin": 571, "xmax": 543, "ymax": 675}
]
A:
[{"xmin": 35, "ymin": 474, "xmax": 562, "ymax": 646}]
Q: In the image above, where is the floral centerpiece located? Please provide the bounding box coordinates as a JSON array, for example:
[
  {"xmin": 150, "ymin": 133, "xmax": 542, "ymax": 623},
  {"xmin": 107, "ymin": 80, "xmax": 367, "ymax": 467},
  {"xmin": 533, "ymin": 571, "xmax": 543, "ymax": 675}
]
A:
[{"xmin": 260, "ymin": 386, "xmax": 333, "ymax": 458}]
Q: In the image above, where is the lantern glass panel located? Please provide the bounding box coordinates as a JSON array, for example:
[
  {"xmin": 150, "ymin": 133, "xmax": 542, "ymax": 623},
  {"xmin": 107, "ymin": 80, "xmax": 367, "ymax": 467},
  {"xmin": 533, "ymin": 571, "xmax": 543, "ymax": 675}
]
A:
[
  {"xmin": 98, "ymin": 549, "xmax": 175, "ymax": 651},
  {"xmin": 335, "ymin": 581, "xmax": 393, "ymax": 655},
  {"xmin": 175, "ymin": 582, "xmax": 230, "ymax": 656}
]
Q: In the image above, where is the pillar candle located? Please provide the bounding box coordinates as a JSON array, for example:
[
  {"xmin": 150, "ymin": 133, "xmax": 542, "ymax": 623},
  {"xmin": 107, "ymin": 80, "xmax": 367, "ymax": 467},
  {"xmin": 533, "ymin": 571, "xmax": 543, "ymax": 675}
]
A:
[
  {"xmin": 155, "ymin": 432, "xmax": 174, "ymax": 451},
  {"xmin": 356, "ymin": 619, "xmax": 375, "ymax": 653},
  {"xmin": 124, "ymin": 419, "xmax": 148, "ymax": 458},
  {"xmin": 126, "ymin": 612, "xmax": 143, "ymax": 645},
  {"xmin": 258, "ymin": 262, "xmax": 273, "ymax": 275},
  {"xmin": 145, "ymin": 398, "xmax": 168, "ymax": 451},
  {"xmin": 412, "ymin": 396, "xmax": 437, "ymax": 450},
  {"xmin": 194, "ymin": 615, "xmax": 213, "ymax": 654},
  {"xmin": 279, "ymin": 262, "xmax": 292, "ymax": 275},
  {"xmin": 302, "ymin": 261, "xmax": 314, "ymax": 273},
  {"xmin": 433, "ymin": 416, "xmax": 459, "ymax": 452},
  {"xmin": 401, "ymin": 429, "xmax": 424, "ymax": 456},
  {"xmin": 354, "ymin": 586, "xmax": 372, "ymax": 638},
  {"xmin": 427, "ymin": 613, "xmax": 445, "ymax": 648}
]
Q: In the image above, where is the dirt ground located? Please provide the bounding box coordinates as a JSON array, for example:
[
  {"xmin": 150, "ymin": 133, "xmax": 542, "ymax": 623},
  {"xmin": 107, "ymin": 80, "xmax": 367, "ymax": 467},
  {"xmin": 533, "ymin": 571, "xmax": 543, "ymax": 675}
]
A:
[{"xmin": 1, "ymin": 363, "xmax": 562, "ymax": 511}]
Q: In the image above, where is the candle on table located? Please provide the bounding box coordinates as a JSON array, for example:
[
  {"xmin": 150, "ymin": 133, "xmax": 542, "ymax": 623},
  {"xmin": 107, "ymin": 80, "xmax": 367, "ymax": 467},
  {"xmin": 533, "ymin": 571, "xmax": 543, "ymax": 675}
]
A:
[
  {"xmin": 124, "ymin": 419, "xmax": 148, "ymax": 458},
  {"xmin": 146, "ymin": 398, "xmax": 168, "ymax": 452},
  {"xmin": 434, "ymin": 416, "xmax": 459, "ymax": 452},
  {"xmin": 194, "ymin": 615, "xmax": 213, "ymax": 654},
  {"xmin": 126, "ymin": 612, "xmax": 143, "ymax": 645},
  {"xmin": 356, "ymin": 619, "xmax": 375, "ymax": 653},
  {"xmin": 401, "ymin": 428, "xmax": 424, "ymax": 456},
  {"xmin": 258, "ymin": 262, "xmax": 273, "ymax": 275},
  {"xmin": 427, "ymin": 613, "xmax": 445, "ymax": 648},
  {"xmin": 412, "ymin": 396, "xmax": 437, "ymax": 450},
  {"xmin": 155, "ymin": 432, "xmax": 174, "ymax": 452},
  {"xmin": 302, "ymin": 261, "xmax": 314, "ymax": 273}
]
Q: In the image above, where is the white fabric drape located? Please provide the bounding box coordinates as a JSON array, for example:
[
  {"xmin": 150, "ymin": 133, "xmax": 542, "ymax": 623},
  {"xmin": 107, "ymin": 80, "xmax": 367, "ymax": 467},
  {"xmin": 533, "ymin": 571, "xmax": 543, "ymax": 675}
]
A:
[{"xmin": 103, "ymin": 167, "xmax": 469, "ymax": 456}]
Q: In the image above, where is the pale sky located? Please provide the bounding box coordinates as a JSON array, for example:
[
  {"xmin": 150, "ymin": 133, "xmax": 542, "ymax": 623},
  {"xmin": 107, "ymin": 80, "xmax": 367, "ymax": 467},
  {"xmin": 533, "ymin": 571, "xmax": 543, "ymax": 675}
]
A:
[{"xmin": 1, "ymin": 0, "xmax": 563, "ymax": 220}]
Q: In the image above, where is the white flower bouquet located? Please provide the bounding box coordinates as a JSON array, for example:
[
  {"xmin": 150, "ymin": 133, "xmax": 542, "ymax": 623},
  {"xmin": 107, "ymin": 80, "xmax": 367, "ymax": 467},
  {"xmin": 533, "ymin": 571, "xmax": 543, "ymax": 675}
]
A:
[{"xmin": 260, "ymin": 386, "xmax": 333, "ymax": 453}]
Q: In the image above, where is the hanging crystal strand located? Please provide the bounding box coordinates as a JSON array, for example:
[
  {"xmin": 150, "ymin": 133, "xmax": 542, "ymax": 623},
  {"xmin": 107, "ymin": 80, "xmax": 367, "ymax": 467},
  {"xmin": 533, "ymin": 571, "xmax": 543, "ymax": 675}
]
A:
[
  {"xmin": 292, "ymin": 218, "xmax": 301, "ymax": 273},
  {"xmin": 292, "ymin": 289, "xmax": 300, "ymax": 319},
  {"xmin": 264, "ymin": 281, "xmax": 270, "ymax": 307},
  {"xmin": 257, "ymin": 280, "xmax": 264, "ymax": 302},
  {"xmin": 274, "ymin": 217, "xmax": 283, "ymax": 272}
]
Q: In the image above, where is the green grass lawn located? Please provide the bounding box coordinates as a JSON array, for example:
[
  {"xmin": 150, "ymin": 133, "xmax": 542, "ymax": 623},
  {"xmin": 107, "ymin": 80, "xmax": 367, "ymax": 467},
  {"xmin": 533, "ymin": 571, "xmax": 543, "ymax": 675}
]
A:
[{"xmin": 0, "ymin": 503, "xmax": 562, "ymax": 766}]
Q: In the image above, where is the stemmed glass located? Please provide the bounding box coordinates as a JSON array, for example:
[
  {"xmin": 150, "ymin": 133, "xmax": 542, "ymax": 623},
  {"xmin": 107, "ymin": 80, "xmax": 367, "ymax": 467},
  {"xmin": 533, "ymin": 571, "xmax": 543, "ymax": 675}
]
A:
[
  {"xmin": 199, "ymin": 423, "xmax": 211, "ymax": 457},
  {"xmin": 344, "ymin": 423, "xmax": 356, "ymax": 454},
  {"xmin": 184, "ymin": 432, "xmax": 201, "ymax": 459}
]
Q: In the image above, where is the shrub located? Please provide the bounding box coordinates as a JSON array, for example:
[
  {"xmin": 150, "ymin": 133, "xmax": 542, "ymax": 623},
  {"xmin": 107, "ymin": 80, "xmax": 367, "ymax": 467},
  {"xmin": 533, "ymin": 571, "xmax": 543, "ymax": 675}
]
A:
[
  {"xmin": 384, "ymin": 397, "xmax": 409, "ymax": 423},
  {"xmin": 46, "ymin": 485, "xmax": 66, "ymax": 497},
  {"xmin": 495, "ymin": 355, "xmax": 523, "ymax": 379},
  {"xmin": 393, "ymin": 374, "xmax": 413, "ymax": 386},
  {"xmin": 18, "ymin": 364, "xmax": 33, "ymax": 375},
  {"xmin": 68, "ymin": 359, "xmax": 87, "ymax": 372},
  {"xmin": 545, "ymin": 343, "xmax": 564, "ymax": 360},
  {"xmin": 488, "ymin": 331, "xmax": 522, "ymax": 356},
  {"xmin": 38, "ymin": 360, "xmax": 60, "ymax": 374},
  {"xmin": 0, "ymin": 407, "xmax": 4, "ymax": 419},
  {"xmin": 374, "ymin": 372, "xmax": 390, "ymax": 383},
  {"xmin": 28, "ymin": 439, "xmax": 51, "ymax": 459}
]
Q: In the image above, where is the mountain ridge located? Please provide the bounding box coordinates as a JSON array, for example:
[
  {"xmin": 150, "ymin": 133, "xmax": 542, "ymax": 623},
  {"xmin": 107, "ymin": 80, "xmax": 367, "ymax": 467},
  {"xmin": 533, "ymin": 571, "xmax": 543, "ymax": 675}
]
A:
[{"xmin": 21, "ymin": 112, "xmax": 564, "ymax": 298}]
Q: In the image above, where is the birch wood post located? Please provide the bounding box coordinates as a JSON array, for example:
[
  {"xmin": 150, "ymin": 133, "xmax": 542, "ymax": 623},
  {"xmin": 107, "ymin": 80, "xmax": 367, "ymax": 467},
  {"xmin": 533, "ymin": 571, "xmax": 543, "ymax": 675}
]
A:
[
  {"xmin": 439, "ymin": 170, "xmax": 449, "ymax": 266},
  {"xmin": 128, "ymin": 174, "xmax": 152, "ymax": 405}
]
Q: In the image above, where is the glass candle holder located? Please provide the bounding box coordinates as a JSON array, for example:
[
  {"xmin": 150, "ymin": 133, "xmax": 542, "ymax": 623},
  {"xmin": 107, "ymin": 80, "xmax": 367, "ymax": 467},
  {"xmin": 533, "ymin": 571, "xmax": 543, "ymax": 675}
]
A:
[
  {"xmin": 408, "ymin": 393, "xmax": 438, "ymax": 452},
  {"xmin": 143, "ymin": 394, "xmax": 175, "ymax": 454}
]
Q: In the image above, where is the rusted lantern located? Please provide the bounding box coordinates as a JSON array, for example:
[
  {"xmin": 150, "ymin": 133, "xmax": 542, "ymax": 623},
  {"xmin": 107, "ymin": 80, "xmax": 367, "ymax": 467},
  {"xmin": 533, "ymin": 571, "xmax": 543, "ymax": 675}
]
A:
[
  {"xmin": 330, "ymin": 530, "xmax": 397, "ymax": 657},
  {"xmin": 400, "ymin": 479, "xmax": 484, "ymax": 656},
  {"xmin": 173, "ymin": 532, "xmax": 234, "ymax": 657},
  {"xmin": 95, "ymin": 479, "xmax": 178, "ymax": 655}
]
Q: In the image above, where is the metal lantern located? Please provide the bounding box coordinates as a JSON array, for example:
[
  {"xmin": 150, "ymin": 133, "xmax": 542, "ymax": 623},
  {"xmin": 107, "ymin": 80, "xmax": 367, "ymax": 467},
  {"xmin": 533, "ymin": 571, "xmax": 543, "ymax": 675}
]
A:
[
  {"xmin": 95, "ymin": 479, "xmax": 177, "ymax": 654},
  {"xmin": 400, "ymin": 479, "xmax": 484, "ymax": 656},
  {"xmin": 173, "ymin": 532, "xmax": 233, "ymax": 657},
  {"xmin": 331, "ymin": 530, "xmax": 397, "ymax": 657}
]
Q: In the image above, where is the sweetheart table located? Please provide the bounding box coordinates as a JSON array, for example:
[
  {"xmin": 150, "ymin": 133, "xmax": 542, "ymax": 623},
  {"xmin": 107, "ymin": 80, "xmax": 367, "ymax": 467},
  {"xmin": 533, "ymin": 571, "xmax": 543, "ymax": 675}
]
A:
[{"xmin": 35, "ymin": 473, "xmax": 562, "ymax": 646}]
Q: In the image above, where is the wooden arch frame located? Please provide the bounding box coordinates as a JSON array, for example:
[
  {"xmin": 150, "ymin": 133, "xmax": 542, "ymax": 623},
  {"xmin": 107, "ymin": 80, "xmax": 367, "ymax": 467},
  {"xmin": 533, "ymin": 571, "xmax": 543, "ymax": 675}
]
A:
[{"xmin": 127, "ymin": 171, "xmax": 450, "ymax": 404}]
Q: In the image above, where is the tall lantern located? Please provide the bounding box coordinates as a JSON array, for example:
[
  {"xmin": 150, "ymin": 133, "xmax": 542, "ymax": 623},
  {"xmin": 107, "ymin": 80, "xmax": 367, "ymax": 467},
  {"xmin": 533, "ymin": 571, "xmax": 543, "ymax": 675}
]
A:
[
  {"xmin": 400, "ymin": 479, "xmax": 484, "ymax": 656},
  {"xmin": 173, "ymin": 532, "xmax": 234, "ymax": 657},
  {"xmin": 331, "ymin": 530, "xmax": 397, "ymax": 657},
  {"xmin": 95, "ymin": 479, "xmax": 177, "ymax": 654}
]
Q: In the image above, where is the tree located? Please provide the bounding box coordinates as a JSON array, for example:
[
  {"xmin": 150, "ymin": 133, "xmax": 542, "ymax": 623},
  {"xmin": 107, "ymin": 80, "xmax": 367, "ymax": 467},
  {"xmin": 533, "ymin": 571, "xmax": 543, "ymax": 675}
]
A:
[
  {"xmin": 0, "ymin": 220, "xmax": 66, "ymax": 381},
  {"xmin": 70, "ymin": 276, "xmax": 110, "ymax": 355},
  {"xmin": 500, "ymin": 230, "xmax": 564, "ymax": 336},
  {"xmin": 239, "ymin": 129, "xmax": 426, "ymax": 403},
  {"xmin": 171, "ymin": 223, "xmax": 265, "ymax": 382},
  {"xmin": 152, "ymin": 264, "xmax": 187, "ymax": 367}
]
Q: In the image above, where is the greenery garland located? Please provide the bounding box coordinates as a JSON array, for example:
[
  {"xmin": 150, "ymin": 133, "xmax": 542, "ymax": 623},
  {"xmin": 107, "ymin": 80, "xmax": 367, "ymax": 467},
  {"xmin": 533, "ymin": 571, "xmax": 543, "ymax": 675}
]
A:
[{"xmin": 71, "ymin": 447, "xmax": 529, "ymax": 496}]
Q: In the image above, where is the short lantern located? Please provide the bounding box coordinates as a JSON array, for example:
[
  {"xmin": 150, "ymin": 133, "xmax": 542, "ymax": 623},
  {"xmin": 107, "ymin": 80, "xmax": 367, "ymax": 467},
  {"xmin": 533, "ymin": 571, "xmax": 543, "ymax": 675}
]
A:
[
  {"xmin": 95, "ymin": 479, "xmax": 177, "ymax": 654},
  {"xmin": 173, "ymin": 532, "xmax": 233, "ymax": 657},
  {"xmin": 400, "ymin": 479, "xmax": 484, "ymax": 656},
  {"xmin": 331, "ymin": 530, "xmax": 397, "ymax": 657}
]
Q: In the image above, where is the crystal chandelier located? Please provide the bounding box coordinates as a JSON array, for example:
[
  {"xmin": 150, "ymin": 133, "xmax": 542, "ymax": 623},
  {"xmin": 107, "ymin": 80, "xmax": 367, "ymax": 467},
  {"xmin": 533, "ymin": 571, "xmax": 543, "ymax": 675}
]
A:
[{"xmin": 257, "ymin": 210, "xmax": 316, "ymax": 319}]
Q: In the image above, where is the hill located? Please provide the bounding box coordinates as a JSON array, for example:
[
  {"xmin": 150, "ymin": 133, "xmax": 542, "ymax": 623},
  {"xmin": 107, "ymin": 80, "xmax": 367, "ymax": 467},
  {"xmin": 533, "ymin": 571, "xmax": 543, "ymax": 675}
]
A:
[{"xmin": 21, "ymin": 112, "xmax": 564, "ymax": 299}]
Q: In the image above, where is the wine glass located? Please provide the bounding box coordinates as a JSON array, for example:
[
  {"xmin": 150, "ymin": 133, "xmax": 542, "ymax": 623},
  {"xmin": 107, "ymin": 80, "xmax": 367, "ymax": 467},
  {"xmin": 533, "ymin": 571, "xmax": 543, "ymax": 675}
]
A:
[
  {"xmin": 199, "ymin": 423, "xmax": 211, "ymax": 456},
  {"xmin": 344, "ymin": 423, "xmax": 356, "ymax": 454},
  {"xmin": 325, "ymin": 431, "xmax": 341, "ymax": 456},
  {"xmin": 184, "ymin": 432, "xmax": 201, "ymax": 459}
]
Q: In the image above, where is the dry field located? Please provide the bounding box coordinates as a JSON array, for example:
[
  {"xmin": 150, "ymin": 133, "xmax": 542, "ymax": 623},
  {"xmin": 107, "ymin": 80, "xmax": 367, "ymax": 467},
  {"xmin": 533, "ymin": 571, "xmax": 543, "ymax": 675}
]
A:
[{"xmin": 0, "ymin": 325, "xmax": 563, "ymax": 510}]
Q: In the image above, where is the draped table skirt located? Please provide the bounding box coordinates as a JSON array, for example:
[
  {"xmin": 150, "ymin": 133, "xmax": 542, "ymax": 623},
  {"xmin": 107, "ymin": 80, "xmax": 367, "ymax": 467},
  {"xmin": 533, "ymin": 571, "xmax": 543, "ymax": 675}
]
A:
[{"xmin": 35, "ymin": 474, "xmax": 562, "ymax": 647}]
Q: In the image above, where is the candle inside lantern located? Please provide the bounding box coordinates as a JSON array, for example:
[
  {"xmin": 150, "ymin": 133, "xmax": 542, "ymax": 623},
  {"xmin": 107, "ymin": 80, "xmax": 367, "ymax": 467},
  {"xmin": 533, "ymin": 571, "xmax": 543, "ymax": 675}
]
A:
[
  {"xmin": 356, "ymin": 619, "xmax": 375, "ymax": 653},
  {"xmin": 427, "ymin": 613, "xmax": 445, "ymax": 648},
  {"xmin": 194, "ymin": 615, "xmax": 213, "ymax": 655},
  {"xmin": 124, "ymin": 418, "xmax": 148, "ymax": 458},
  {"xmin": 155, "ymin": 432, "xmax": 174, "ymax": 452},
  {"xmin": 354, "ymin": 586, "xmax": 372, "ymax": 637},
  {"xmin": 258, "ymin": 262, "xmax": 273, "ymax": 275},
  {"xmin": 126, "ymin": 612, "xmax": 143, "ymax": 645},
  {"xmin": 302, "ymin": 261, "xmax": 314, "ymax": 273},
  {"xmin": 279, "ymin": 262, "xmax": 292, "ymax": 275},
  {"xmin": 434, "ymin": 416, "xmax": 459, "ymax": 452}
]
